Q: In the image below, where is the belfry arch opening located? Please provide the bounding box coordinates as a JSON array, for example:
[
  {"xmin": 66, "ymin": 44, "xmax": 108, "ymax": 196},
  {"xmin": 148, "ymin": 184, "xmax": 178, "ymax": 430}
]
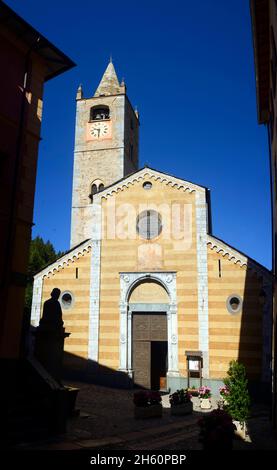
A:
[
  {"xmin": 89, "ymin": 105, "xmax": 110, "ymax": 121},
  {"xmin": 128, "ymin": 280, "xmax": 169, "ymax": 390}
]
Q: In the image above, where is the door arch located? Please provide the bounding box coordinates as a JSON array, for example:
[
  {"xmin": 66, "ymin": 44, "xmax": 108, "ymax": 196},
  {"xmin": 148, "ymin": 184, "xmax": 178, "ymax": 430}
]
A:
[
  {"xmin": 130, "ymin": 280, "xmax": 169, "ymax": 389},
  {"xmin": 119, "ymin": 272, "xmax": 179, "ymax": 385}
]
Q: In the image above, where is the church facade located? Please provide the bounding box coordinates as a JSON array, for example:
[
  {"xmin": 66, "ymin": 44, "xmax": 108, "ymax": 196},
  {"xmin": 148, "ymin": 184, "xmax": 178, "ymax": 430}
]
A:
[{"xmin": 31, "ymin": 62, "xmax": 272, "ymax": 393}]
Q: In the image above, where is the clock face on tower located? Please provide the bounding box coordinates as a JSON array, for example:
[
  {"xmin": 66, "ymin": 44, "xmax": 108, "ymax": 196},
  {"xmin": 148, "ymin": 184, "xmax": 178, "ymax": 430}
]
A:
[{"xmin": 86, "ymin": 121, "xmax": 112, "ymax": 141}]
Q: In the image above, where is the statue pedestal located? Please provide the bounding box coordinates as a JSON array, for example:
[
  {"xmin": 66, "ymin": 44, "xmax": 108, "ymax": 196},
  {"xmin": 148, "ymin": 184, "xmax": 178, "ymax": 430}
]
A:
[{"xmin": 33, "ymin": 327, "xmax": 70, "ymax": 382}]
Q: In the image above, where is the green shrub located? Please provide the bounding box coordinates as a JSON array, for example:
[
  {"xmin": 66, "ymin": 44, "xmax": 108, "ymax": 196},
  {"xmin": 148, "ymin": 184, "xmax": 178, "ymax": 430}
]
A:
[{"xmin": 223, "ymin": 360, "xmax": 250, "ymax": 424}]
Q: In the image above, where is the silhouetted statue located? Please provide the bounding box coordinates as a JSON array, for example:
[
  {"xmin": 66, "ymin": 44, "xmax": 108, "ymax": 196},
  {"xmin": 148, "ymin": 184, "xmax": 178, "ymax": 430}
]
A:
[
  {"xmin": 39, "ymin": 288, "xmax": 64, "ymax": 330},
  {"xmin": 34, "ymin": 287, "xmax": 69, "ymax": 383}
]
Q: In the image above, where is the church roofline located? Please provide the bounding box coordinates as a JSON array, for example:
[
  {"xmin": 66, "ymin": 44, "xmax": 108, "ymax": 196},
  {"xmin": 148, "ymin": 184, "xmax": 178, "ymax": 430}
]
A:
[
  {"xmin": 207, "ymin": 234, "xmax": 272, "ymax": 279},
  {"xmin": 96, "ymin": 166, "xmax": 208, "ymax": 200},
  {"xmin": 33, "ymin": 239, "xmax": 92, "ymax": 279}
]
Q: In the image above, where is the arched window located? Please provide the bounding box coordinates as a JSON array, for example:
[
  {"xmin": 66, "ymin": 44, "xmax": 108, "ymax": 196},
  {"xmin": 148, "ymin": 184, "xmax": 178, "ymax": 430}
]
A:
[
  {"xmin": 89, "ymin": 180, "xmax": 105, "ymax": 202},
  {"xmin": 90, "ymin": 105, "xmax": 110, "ymax": 121},
  {"xmin": 91, "ymin": 184, "xmax": 98, "ymax": 195}
]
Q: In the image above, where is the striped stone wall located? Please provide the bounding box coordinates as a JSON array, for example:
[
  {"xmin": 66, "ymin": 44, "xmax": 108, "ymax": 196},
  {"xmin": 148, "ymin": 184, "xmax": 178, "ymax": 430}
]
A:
[
  {"xmin": 99, "ymin": 175, "xmax": 199, "ymax": 375},
  {"xmin": 33, "ymin": 170, "xmax": 271, "ymax": 385},
  {"xmin": 207, "ymin": 246, "xmax": 264, "ymax": 379},
  {"xmin": 40, "ymin": 249, "xmax": 91, "ymax": 370}
]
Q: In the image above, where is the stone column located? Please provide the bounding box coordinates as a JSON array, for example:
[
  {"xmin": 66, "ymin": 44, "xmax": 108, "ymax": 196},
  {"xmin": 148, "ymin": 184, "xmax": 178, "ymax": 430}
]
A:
[
  {"xmin": 167, "ymin": 302, "xmax": 179, "ymax": 378},
  {"xmin": 31, "ymin": 276, "xmax": 43, "ymax": 326},
  {"xmin": 33, "ymin": 326, "xmax": 70, "ymax": 383},
  {"xmin": 127, "ymin": 311, "xmax": 133, "ymax": 378},
  {"xmin": 196, "ymin": 190, "xmax": 209, "ymax": 379},
  {"xmin": 118, "ymin": 301, "xmax": 128, "ymax": 372},
  {"xmin": 88, "ymin": 240, "xmax": 101, "ymax": 363}
]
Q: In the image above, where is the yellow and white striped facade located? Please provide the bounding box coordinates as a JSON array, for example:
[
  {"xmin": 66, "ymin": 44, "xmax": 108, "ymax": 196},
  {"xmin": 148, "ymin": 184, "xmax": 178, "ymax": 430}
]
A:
[{"xmin": 31, "ymin": 167, "xmax": 272, "ymax": 392}]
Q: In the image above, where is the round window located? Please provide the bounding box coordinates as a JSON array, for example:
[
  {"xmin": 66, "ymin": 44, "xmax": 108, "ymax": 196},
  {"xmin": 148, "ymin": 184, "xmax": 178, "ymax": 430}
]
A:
[
  {"xmin": 143, "ymin": 181, "xmax": 152, "ymax": 190},
  {"xmin": 136, "ymin": 210, "xmax": 162, "ymax": 240},
  {"xmin": 226, "ymin": 294, "xmax": 242, "ymax": 314},
  {"xmin": 61, "ymin": 291, "xmax": 74, "ymax": 309}
]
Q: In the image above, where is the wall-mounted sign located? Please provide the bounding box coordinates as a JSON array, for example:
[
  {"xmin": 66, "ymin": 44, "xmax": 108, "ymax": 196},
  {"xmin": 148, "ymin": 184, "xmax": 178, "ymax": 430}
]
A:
[
  {"xmin": 185, "ymin": 350, "xmax": 203, "ymax": 388},
  {"xmin": 188, "ymin": 359, "xmax": 200, "ymax": 371}
]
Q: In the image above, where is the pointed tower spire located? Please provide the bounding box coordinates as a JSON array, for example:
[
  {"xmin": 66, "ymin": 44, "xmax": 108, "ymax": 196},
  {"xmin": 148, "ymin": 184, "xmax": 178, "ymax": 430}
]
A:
[{"xmin": 94, "ymin": 60, "xmax": 125, "ymax": 97}]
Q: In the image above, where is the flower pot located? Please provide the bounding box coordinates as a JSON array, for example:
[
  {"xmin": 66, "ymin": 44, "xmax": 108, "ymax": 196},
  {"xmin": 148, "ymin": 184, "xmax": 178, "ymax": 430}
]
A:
[
  {"xmin": 233, "ymin": 420, "xmax": 247, "ymax": 440},
  {"xmin": 134, "ymin": 403, "xmax": 163, "ymax": 419},
  {"xmin": 171, "ymin": 401, "xmax": 193, "ymax": 416},
  {"xmin": 200, "ymin": 398, "xmax": 212, "ymax": 410}
]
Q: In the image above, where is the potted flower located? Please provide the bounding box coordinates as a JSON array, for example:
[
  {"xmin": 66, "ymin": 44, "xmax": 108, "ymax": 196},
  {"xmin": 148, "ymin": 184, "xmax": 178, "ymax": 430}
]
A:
[
  {"xmin": 219, "ymin": 385, "xmax": 230, "ymax": 407},
  {"xmin": 198, "ymin": 409, "xmax": 236, "ymax": 450},
  {"xmin": 133, "ymin": 390, "xmax": 163, "ymax": 419},
  {"xmin": 222, "ymin": 360, "xmax": 250, "ymax": 439},
  {"xmin": 169, "ymin": 388, "xmax": 193, "ymax": 416},
  {"xmin": 187, "ymin": 385, "xmax": 199, "ymax": 397},
  {"xmin": 198, "ymin": 386, "xmax": 212, "ymax": 409}
]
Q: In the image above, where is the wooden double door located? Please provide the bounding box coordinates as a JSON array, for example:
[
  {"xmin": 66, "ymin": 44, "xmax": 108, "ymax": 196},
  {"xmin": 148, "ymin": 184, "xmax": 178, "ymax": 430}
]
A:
[{"xmin": 132, "ymin": 312, "xmax": 168, "ymax": 390}]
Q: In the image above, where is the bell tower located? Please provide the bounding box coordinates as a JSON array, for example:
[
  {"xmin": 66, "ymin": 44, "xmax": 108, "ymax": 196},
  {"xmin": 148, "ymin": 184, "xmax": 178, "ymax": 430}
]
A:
[{"xmin": 70, "ymin": 60, "xmax": 139, "ymax": 247}]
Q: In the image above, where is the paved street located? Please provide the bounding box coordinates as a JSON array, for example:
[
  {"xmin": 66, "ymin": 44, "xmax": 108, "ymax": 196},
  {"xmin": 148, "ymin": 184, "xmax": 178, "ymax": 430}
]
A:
[{"xmin": 15, "ymin": 381, "xmax": 277, "ymax": 450}]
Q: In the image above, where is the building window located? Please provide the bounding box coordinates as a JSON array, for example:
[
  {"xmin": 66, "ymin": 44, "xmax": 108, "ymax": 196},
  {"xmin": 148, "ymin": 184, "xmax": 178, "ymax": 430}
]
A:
[
  {"xmin": 90, "ymin": 105, "xmax": 110, "ymax": 121},
  {"xmin": 89, "ymin": 180, "xmax": 104, "ymax": 202},
  {"xmin": 226, "ymin": 294, "xmax": 242, "ymax": 314},
  {"xmin": 130, "ymin": 119, "xmax": 134, "ymax": 130},
  {"xmin": 218, "ymin": 259, "xmax": 222, "ymax": 278},
  {"xmin": 61, "ymin": 291, "xmax": 74, "ymax": 309},
  {"xmin": 143, "ymin": 181, "xmax": 152, "ymax": 190},
  {"xmin": 136, "ymin": 210, "xmax": 162, "ymax": 240}
]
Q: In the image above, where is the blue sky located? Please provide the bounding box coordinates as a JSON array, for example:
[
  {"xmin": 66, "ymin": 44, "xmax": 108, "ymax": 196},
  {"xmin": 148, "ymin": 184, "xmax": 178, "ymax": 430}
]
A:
[{"xmin": 6, "ymin": 0, "xmax": 271, "ymax": 268}]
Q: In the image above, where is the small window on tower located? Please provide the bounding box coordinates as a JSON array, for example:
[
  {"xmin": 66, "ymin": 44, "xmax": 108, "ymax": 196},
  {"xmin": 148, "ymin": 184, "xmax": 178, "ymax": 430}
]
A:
[
  {"xmin": 91, "ymin": 184, "xmax": 98, "ymax": 195},
  {"xmin": 89, "ymin": 183, "xmax": 98, "ymax": 203},
  {"xmin": 90, "ymin": 105, "xmax": 110, "ymax": 121},
  {"xmin": 89, "ymin": 180, "xmax": 105, "ymax": 202}
]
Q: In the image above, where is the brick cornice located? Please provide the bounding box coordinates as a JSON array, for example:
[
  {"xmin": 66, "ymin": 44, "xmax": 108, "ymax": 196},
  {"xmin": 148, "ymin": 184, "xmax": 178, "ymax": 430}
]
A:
[
  {"xmin": 34, "ymin": 239, "xmax": 92, "ymax": 280},
  {"xmin": 207, "ymin": 234, "xmax": 272, "ymax": 281},
  {"xmin": 99, "ymin": 168, "xmax": 205, "ymax": 200}
]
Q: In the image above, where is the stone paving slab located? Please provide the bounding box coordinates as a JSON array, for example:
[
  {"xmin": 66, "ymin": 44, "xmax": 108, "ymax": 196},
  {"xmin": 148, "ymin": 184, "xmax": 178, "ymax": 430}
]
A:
[{"xmin": 13, "ymin": 381, "xmax": 277, "ymax": 451}]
